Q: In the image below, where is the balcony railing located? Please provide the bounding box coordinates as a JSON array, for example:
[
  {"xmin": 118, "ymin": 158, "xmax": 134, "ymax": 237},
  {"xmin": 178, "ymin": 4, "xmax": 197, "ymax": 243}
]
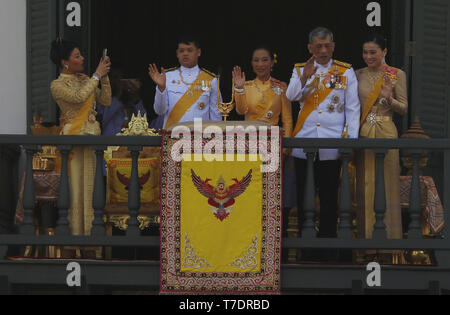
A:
[{"xmin": 0, "ymin": 135, "xmax": 449, "ymax": 294}]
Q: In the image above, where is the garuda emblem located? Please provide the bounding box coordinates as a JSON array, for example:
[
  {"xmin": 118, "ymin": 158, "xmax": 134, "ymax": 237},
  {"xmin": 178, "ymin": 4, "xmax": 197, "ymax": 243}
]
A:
[
  {"xmin": 191, "ymin": 169, "xmax": 253, "ymax": 222},
  {"xmin": 117, "ymin": 171, "xmax": 151, "ymax": 190}
]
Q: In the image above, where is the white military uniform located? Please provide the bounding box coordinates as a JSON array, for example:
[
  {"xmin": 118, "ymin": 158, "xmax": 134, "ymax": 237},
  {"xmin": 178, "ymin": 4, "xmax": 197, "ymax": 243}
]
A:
[
  {"xmin": 154, "ymin": 65, "xmax": 223, "ymax": 127},
  {"xmin": 286, "ymin": 59, "xmax": 360, "ymax": 160}
]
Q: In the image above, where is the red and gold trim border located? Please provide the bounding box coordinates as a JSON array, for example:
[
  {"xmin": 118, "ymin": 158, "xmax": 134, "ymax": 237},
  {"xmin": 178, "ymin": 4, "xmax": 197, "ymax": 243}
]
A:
[{"xmin": 160, "ymin": 130, "xmax": 282, "ymax": 294}]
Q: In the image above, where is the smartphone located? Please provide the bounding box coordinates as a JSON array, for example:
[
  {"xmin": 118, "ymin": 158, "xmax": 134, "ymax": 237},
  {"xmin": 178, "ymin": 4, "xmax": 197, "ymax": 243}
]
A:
[{"xmin": 102, "ymin": 48, "xmax": 108, "ymax": 60}]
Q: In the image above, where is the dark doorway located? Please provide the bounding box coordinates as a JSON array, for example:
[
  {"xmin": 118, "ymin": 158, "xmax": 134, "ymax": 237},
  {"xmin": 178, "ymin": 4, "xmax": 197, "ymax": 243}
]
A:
[{"xmin": 91, "ymin": 0, "xmax": 392, "ymax": 120}]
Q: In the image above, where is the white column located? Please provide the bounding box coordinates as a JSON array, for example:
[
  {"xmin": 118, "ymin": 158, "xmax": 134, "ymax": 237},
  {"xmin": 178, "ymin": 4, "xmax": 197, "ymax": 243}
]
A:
[{"xmin": 0, "ymin": 0, "xmax": 27, "ymax": 135}]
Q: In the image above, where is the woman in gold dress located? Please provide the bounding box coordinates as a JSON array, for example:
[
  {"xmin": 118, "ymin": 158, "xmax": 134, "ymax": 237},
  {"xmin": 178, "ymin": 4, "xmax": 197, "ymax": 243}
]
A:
[
  {"xmin": 232, "ymin": 46, "xmax": 294, "ymax": 260},
  {"xmin": 232, "ymin": 47, "xmax": 293, "ymax": 139},
  {"xmin": 50, "ymin": 39, "xmax": 112, "ymax": 236},
  {"xmin": 355, "ymin": 34, "xmax": 408, "ymax": 240}
]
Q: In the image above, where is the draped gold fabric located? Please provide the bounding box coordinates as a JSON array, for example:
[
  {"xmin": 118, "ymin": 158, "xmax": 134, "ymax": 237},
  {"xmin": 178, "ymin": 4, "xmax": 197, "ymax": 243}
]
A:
[
  {"xmin": 235, "ymin": 78, "xmax": 293, "ymax": 137},
  {"xmin": 51, "ymin": 74, "xmax": 112, "ymax": 235},
  {"xmin": 355, "ymin": 67, "xmax": 408, "ymax": 239}
]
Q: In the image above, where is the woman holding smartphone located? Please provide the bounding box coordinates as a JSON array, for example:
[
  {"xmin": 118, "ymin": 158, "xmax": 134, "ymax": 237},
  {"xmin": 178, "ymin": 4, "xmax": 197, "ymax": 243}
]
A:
[{"xmin": 50, "ymin": 38, "xmax": 112, "ymax": 237}]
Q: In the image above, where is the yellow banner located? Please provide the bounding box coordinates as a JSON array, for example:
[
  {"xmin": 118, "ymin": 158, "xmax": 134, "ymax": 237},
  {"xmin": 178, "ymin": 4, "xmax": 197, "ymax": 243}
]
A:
[
  {"xmin": 180, "ymin": 155, "xmax": 263, "ymax": 273},
  {"xmin": 165, "ymin": 71, "xmax": 212, "ymax": 129},
  {"xmin": 105, "ymin": 157, "xmax": 160, "ymax": 204}
]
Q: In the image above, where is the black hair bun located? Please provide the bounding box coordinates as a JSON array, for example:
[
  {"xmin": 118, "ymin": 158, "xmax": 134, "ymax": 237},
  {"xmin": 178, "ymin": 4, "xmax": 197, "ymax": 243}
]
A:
[{"xmin": 49, "ymin": 38, "xmax": 79, "ymax": 68}]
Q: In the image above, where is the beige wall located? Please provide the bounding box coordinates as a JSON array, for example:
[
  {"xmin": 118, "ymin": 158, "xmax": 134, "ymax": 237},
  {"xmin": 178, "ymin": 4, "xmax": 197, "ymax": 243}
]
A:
[{"xmin": 0, "ymin": 0, "xmax": 27, "ymax": 135}]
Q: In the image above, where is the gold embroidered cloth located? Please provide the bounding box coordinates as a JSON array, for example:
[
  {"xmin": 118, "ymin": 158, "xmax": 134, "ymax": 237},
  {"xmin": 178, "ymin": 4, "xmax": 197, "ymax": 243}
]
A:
[{"xmin": 160, "ymin": 128, "xmax": 282, "ymax": 294}]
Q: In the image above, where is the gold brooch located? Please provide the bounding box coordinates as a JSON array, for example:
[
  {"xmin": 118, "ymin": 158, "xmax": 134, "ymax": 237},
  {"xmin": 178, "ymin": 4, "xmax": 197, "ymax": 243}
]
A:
[
  {"xmin": 327, "ymin": 104, "xmax": 335, "ymax": 113},
  {"xmin": 331, "ymin": 95, "xmax": 340, "ymax": 104},
  {"xmin": 367, "ymin": 112, "xmax": 377, "ymax": 126}
]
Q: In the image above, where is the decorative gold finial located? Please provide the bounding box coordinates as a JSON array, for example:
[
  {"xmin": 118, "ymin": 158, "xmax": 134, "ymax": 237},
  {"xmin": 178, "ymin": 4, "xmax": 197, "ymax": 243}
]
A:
[
  {"xmin": 119, "ymin": 111, "xmax": 158, "ymax": 136},
  {"xmin": 217, "ymin": 76, "xmax": 235, "ymax": 122}
]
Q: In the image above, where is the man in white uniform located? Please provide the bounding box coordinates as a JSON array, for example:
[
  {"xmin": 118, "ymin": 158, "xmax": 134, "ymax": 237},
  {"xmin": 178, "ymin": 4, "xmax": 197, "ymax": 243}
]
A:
[
  {"xmin": 149, "ymin": 37, "xmax": 222, "ymax": 129},
  {"xmin": 286, "ymin": 27, "xmax": 360, "ymax": 240}
]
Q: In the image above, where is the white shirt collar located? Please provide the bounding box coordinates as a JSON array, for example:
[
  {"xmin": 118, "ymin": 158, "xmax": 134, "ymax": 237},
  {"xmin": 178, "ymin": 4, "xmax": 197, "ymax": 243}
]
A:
[
  {"xmin": 180, "ymin": 65, "xmax": 200, "ymax": 74},
  {"xmin": 315, "ymin": 59, "xmax": 334, "ymax": 70}
]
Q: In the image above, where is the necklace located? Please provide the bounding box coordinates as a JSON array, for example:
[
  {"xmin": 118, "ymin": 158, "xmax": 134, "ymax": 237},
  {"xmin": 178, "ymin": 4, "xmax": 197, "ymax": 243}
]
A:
[
  {"xmin": 179, "ymin": 68, "xmax": 200, "ymax": 97},
  {"xmin": 253, "ymin": 79, "xmax": 272, "ymax": 104},
  {"xmin": 367, "ymin": 69, "xmax": 383, "ymax": 87}
]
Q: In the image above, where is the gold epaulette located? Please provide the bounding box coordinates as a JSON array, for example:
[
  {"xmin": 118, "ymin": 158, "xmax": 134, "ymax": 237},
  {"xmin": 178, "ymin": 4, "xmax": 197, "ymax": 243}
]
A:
[
  {"xmin": 334, "ymin": 60, "xmax": 352, "ymax": 69},
  {"xmin": 295, "ymin": 62, "xmax": 306, "ymax": 68},
  {"xmin": 164, "ymin": 67, "xmax": 179, "ymax": 72},
  {"xmin": 201, "ymin": 68, "xmax": 217, "ymax": 78}
]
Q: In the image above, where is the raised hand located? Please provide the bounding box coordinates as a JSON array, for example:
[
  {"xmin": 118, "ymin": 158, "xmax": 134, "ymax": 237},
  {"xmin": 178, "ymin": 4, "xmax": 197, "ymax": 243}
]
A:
[
  {"xmin": 380, "ymin": 74, "xmax": 393, "ymax": 101},
  {"xmin": 301, "ymin": 56, "xmax": 318, "ymax": 86},
  {"xmin": 232, "ymin": 66, "xmax": 246, "ymax": 89},
  {"xmin": 94, "ymin": 57, "xmax": 111, "ymax": 78},
  {"xmin": 148, "ymin": 63, "xmax": 166, "ymax": 92}
]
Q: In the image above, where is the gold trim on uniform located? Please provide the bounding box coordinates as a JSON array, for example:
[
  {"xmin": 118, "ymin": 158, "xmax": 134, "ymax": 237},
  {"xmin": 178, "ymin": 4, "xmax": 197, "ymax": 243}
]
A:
[
  {"xmin": 165, "ymin": 67, "xmax": 179, "ymax": 73},
  {"xmin": 200, "ymin": 68, "xmax": 217, "ymax": 78},
  {"xmin": 334, "ymin": 60, "xmax": 352, "ymax": 69},
  {"xmin": 295, "ymin": 62, "xmax": 306, "ymax": 68}
]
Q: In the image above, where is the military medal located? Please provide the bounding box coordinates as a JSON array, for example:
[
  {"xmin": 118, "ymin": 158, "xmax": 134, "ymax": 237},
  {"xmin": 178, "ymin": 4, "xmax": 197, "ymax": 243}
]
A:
[
  {"xmin": 202, "ymin": 80, "xmax": 211, "ymax": 92},
  {"xmin": 265, "ymin": 111, "xmax": 274, "ymax": 119},
  {"xmin": 318, "ymin": 73, "xmax": 326, "ymax": 90},
  {"xmin": 337, "ymin": 103, "xmax": 344, "ymax": 113},
  {"xmin": 323, "ymin": 75, "xmax": 332, "ymax": 89},
  {"xmin": 272, "ymin": 85, "xmax": 283, "ymax": 96},
  {"xmin": 332, "ymin": 95, "xmax": 340, "ymax": 104},
  {"xmin": 198, "ymin": 102, "xmax": 205, "ymax": 110},
  {"xmin": 327, "ymin": 94, "xmax": 340, "ymax": 113}
]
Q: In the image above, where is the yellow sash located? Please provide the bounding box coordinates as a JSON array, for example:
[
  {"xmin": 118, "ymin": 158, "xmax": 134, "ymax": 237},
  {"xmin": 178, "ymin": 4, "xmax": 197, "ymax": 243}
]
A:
[
  {"xmin": 165, "ymin": 71, "xmax": 212, "ymax": 129},
  {"xmin": 292, "ymin": 64, "xmax": 347, "ymax": 137},
  {"xmin": 360, "ymin": 76, "xmax": 384, "ymax": 126},
  {"xmin": 67, "ymin": 93, "xmax": 95, "ymax": 135}
]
